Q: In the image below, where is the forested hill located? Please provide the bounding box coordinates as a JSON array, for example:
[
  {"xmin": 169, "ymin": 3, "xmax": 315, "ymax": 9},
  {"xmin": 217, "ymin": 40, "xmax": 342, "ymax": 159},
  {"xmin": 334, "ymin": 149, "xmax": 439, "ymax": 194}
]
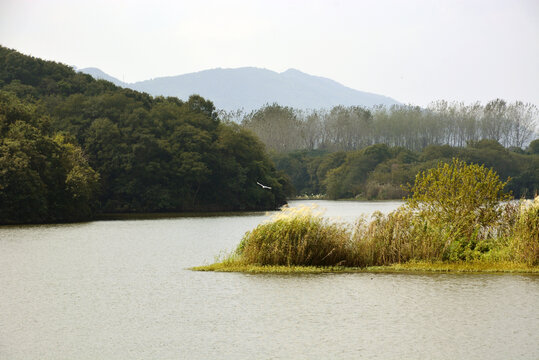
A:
[
  {"xmin": 0, "ymin": 46, "xmax": 289, "ymax": 224},
  {"xmin": 78, "ymin": 66, "xmax": 400, "ymax": 111}
]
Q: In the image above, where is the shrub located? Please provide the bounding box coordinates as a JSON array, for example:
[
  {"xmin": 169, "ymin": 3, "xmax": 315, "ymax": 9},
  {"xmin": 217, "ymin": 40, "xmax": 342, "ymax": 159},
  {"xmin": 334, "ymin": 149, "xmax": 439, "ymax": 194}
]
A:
[{"xmin": 406, "ymin": 158, "xmax": 512, "ymax": 260}]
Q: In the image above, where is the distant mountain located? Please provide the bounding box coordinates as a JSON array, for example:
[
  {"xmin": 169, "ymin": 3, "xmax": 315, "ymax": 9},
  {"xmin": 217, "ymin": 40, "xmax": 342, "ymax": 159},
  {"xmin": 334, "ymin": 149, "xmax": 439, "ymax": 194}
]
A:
[
  {"xmin": 78, "ymin": 67, "xmax": 400, "ymax": 111},
  {"xmin": 77, "ymin": 67, "xmax": 126, "ymax": 87}
]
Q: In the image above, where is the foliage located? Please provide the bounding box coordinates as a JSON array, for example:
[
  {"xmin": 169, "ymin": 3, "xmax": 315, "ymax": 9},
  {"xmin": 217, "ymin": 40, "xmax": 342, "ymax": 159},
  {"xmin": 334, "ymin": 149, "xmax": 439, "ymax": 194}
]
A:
[
  {"xmin": 407, "ymin": 159, "xmax": 511, "ymax": 226},
  {"xmin": 208, "ymin": 123, "xmax": 289, "ymax": 210},
  {"xmin": 271, "ymin": 140, "xmax": 538, "ymax": 199},
  {"xmin": 1, "ymin": 45, "xmax": 536, "ymax": 223},
  {"xmin": 271, "ymin": 149, "xmax": 330, "ymax": 195},
  {"xmin": 405, "ymin": 159, "xmax": 512, "ymax": 260},
  {"xmin": 0, "ymin": 46, "xmax": 289, "ymax": 222},
  {"xmin": 0, "ymin": 91, "xmax": 99, "ymax": 223},
  {"xmin": 325, "ymin": 144, "xmax": 391, "ymax": 199}
]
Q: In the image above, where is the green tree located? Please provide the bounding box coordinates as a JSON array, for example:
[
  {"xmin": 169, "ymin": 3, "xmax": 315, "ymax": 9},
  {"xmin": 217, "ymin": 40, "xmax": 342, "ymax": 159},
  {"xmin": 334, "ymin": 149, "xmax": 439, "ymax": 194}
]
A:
[
  {"xmin": 0, "ymin": 91, "xmax": 99, "ymax": 223},
  {"xmin": 325, "ymin": 144, "xmax": 391, "ymax": 199},
  {"xmin": 406, "ymin": 158, "xmax": 512, "ymax": 259},
  {"xmin": 210, "ymin": 123, "xmax": 289, "ymax": 210}
]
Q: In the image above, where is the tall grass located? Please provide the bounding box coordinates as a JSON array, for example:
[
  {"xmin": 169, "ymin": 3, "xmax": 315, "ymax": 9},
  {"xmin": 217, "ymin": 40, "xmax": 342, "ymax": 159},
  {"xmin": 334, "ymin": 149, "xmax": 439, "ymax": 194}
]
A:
[
  {"xmin": 236, "ymin": 206, "xmax": 355, "ymax": 266},
  {"xmin": 351, "ymin": 201, "xmax": 523, "ymax": 266},
  {"xmin": 511, "ymin": 197, "xmax": 539, "ymax": 265},
  {"xmin": 228, "ymin": 197, "xmax": 538, "ymax": 269}
]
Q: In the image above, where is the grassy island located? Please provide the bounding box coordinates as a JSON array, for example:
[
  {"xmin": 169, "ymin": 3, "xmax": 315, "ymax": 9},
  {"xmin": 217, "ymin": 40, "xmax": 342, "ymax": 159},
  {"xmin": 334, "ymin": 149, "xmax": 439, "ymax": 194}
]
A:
[{"xmin": 193, "ymin": 159, "xmax": 539, "ymax": 274}]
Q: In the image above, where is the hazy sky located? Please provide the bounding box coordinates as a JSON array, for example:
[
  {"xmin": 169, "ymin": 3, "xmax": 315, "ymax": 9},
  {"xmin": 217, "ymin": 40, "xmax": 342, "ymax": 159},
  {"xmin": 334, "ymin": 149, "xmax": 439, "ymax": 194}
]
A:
[{"xmin": 1, "ymin": 0, "xmax": 538, "ymax": 106}]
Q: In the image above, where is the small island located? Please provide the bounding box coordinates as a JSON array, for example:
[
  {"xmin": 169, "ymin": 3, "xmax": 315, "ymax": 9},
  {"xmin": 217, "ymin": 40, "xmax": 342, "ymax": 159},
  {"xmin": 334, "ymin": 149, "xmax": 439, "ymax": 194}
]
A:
[{"xmin": 193, "ymin": 159, "xmax": 539, "ymax": 274}]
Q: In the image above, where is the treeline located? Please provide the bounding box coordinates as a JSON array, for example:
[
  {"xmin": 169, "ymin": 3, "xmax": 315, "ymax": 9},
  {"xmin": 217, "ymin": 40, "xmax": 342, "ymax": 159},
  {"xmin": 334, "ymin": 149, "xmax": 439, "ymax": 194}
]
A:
[
  {"xmin": 222, "ymin": 99, "xmax": 538, "ymax": 200},
  {"xmin": 0, "ymin": 46, "xmax": 289, "ymax": 224},
  {"xmin": 228, "ymin": 102, "xmax": 538, "ymax": 152},
  {"xmin": 272, "ymin": 140, "xmax": 539, "ymax": 199}
]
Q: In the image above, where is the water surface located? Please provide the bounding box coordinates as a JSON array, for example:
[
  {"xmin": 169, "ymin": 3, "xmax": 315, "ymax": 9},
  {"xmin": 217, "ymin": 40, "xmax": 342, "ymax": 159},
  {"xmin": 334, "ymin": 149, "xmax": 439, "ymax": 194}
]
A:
[{"xmin": 1, "ymin": 200, "xmax": 537, "ymax": 359}]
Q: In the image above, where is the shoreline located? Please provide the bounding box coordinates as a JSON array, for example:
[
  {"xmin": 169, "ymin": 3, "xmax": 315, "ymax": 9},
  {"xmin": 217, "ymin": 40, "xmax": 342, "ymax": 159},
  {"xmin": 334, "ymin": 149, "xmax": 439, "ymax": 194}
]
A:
[{"xmin": 191, "ymin": 261, "xmax": 539, "ymax": 274}]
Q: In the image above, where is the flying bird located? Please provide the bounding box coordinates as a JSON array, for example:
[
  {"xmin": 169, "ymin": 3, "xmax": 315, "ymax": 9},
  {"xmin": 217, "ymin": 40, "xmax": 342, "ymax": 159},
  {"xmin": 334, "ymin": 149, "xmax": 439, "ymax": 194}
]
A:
[{"xmin": 256, "ymin": 181, "xmax": 272, "ymax": 190}]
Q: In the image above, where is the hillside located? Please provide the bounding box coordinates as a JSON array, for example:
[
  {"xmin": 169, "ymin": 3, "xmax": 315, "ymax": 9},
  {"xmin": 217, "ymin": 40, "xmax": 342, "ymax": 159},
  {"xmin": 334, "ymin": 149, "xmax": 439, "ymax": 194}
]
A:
[
  {"xmin": 0, "ymin": 45, "xmax": 289, "ymax": 223},
  {"xmin": 78, "ymin": 67, "xmax": 400, "ymax": 111}
]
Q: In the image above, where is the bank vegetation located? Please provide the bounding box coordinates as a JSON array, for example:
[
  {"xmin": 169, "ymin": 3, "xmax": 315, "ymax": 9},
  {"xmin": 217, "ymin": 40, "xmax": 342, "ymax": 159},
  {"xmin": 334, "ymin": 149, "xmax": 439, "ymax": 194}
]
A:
[{"xmin": 194, "ymin": 159, "xmax": 539, "ymax": 273}]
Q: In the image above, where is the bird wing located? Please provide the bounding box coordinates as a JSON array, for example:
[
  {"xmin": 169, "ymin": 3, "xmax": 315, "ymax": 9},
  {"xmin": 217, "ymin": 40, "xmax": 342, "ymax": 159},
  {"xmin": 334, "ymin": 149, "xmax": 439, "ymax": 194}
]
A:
[{"xmin": 257, "ymin": 181, "xmax": 271, "ymax": 189}]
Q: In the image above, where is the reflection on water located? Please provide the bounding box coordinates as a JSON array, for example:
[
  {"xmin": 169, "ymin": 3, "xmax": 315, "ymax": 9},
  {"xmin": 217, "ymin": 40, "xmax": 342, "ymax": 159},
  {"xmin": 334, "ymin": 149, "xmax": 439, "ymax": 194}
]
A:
[{"xmin": 1, "ymin": 201, "xmax": 537, "ymax": 360}]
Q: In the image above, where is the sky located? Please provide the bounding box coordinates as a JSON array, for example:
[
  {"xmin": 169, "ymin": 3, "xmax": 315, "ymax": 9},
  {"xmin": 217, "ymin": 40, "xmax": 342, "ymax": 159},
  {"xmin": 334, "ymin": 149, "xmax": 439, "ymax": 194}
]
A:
[{"xmin": 1, "ymin": 0, "xmax": 538, "ymax": 107}]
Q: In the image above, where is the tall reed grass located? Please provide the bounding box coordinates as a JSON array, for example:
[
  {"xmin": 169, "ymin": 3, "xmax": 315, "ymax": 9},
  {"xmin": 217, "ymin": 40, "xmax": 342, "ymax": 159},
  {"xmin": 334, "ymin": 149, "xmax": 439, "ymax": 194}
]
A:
[
  {"xmin": 511, "ymin": 196, "xmax": 539, "ymax": 265},
  {"xmin": 235, "ymin": 206, "xmax": 354, "ymax": 266},
  {"xmin": 230, "ymin": 197, "xmax": 538, "ymax": 268},
  {"xmin": 351, "ymin": 201, "xmax": 525, "ymax": 266}
]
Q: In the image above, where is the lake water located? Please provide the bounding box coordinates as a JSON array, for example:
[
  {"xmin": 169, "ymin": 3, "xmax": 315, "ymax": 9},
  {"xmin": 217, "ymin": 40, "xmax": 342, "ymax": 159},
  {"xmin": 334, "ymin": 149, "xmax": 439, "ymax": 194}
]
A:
[{"xmin": 1, "ymin": 200, "xmax": 538, "ymax": 360}]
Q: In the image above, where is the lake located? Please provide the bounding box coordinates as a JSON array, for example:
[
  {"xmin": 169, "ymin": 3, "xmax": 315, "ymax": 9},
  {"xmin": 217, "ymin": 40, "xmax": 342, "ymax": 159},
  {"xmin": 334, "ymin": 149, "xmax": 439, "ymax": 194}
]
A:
[{"xmin": 1, "ymin": 200, "xmax": 538, "ymax": 359}]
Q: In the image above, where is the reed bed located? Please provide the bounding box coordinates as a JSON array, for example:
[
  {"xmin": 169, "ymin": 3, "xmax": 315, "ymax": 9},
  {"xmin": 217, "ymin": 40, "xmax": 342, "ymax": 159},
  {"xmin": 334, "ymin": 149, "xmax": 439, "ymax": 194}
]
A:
[
  {"xmin": 511, "ymin": 197, "xmax": 539, "ymax": 265},
  {"xmin": 350, "ymin": 201, "xmax": 530, "ymax": 266},
  {"xmin": 234, "ymin": 205, "xmax": 355, "ymax": 266},
  {"xmin": 195, "ymin": 196, "xmax": 539, "ymax": 272}
]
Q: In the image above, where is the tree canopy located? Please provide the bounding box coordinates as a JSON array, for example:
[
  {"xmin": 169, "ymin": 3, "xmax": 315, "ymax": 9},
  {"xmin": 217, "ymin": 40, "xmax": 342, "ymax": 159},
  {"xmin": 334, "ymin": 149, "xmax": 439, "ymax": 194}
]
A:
[
  {"xmin": 0, "ymin": 46, "xmax": 289, "ymax": 223},
  {"xmin": 0, "ymin": 91, "xmax": 99, "ymax": 223}
]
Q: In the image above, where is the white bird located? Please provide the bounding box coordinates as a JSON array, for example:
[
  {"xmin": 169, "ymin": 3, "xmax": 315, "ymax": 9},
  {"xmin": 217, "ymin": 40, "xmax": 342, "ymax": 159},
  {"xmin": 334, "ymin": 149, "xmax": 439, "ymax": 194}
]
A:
[{"xmin": 256, "ymin": 181, "xmax": 272, "ymax": 190}]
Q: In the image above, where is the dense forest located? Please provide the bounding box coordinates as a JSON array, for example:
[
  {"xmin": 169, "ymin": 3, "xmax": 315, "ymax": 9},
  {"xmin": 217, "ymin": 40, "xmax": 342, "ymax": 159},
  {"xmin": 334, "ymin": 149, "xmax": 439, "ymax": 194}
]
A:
[
  {"xmin": 221, "ymin": 104, "xmax": 538, "ymax": 199},
  {"xmin": 0, "ymin": 46, "xmax": 289, "ymax": 224}
]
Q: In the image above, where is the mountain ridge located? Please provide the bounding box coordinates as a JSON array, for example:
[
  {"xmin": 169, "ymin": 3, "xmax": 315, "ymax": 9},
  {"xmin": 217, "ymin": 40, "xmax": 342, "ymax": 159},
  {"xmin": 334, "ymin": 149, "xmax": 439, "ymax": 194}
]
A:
[{"xmin": 78, "ymin": 66, "xmax": 400, "ymax": 111}]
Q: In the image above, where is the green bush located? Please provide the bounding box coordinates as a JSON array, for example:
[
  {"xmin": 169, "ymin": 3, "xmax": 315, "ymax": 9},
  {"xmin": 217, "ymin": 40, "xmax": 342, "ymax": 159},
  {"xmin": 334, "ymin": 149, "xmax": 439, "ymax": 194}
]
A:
[{"xmin": 406, "ymin": 158, "xmax": 511, "ymax": 260}]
